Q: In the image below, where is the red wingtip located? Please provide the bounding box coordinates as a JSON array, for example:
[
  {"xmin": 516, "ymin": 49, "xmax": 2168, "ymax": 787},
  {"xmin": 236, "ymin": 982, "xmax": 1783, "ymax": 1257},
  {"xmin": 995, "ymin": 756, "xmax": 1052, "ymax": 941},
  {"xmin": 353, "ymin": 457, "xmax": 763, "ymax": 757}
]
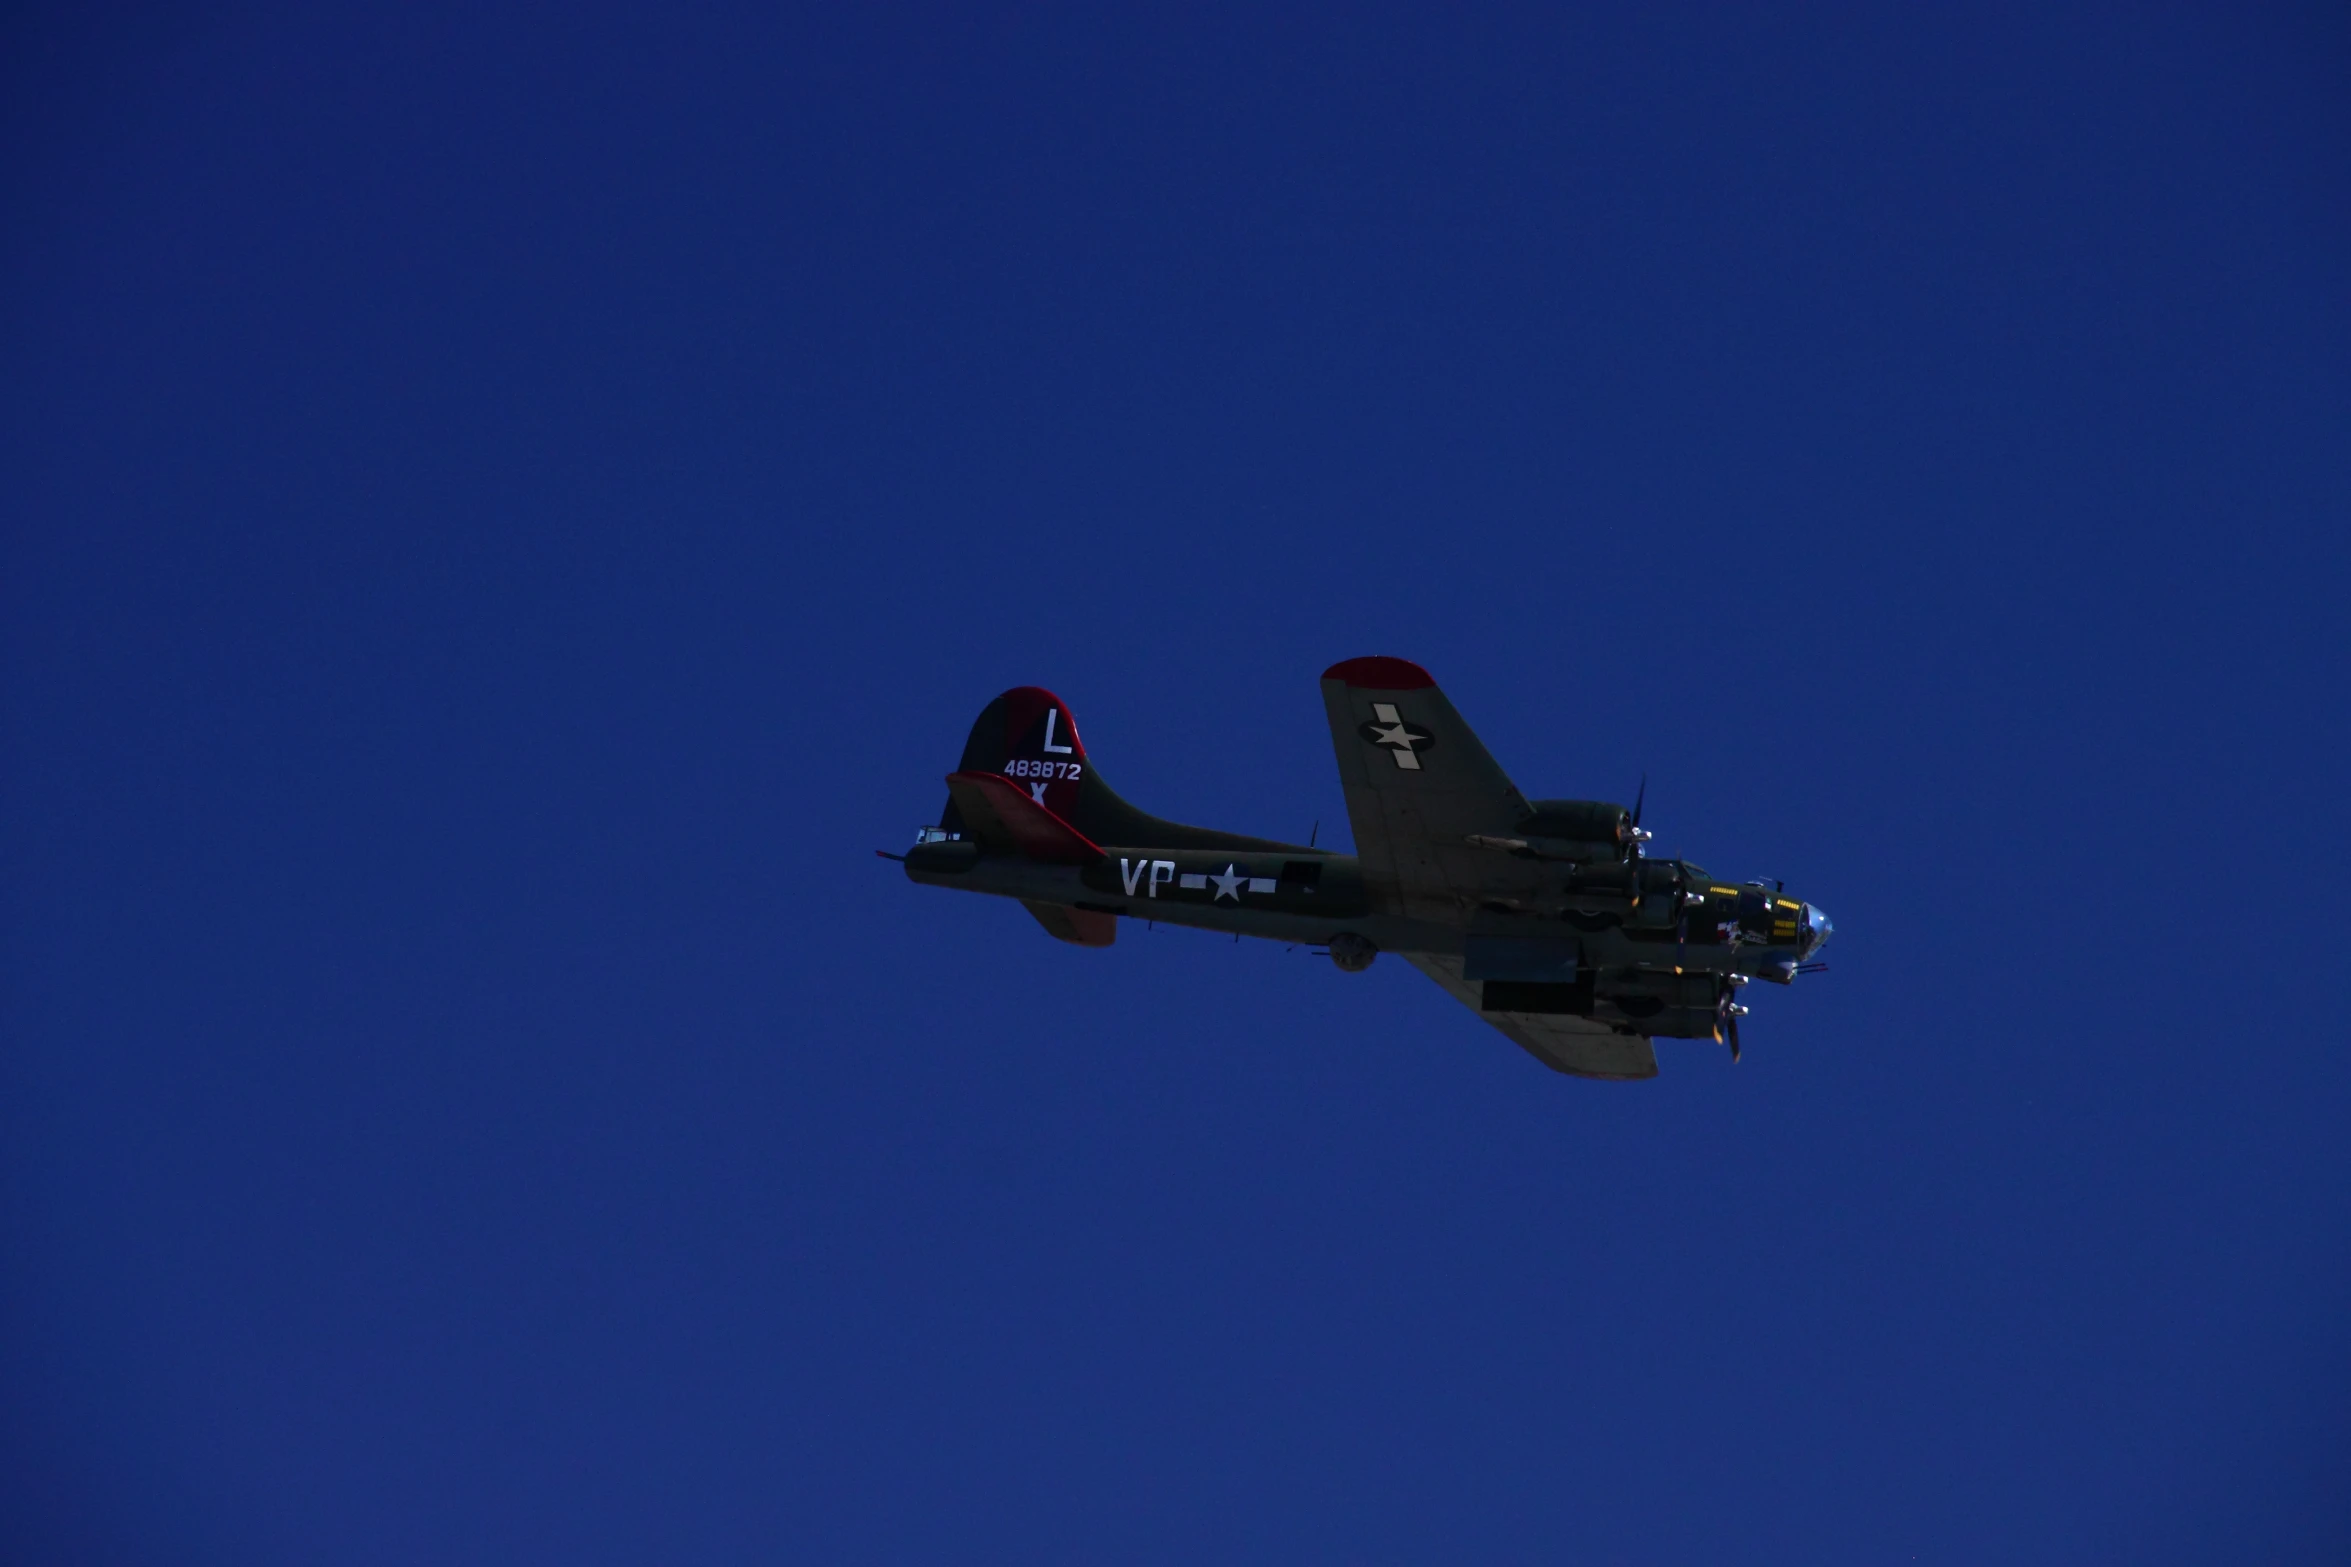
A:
[{"xmin": 1321, "ymin": 655, "xmax": 1435, "ymax": 690}]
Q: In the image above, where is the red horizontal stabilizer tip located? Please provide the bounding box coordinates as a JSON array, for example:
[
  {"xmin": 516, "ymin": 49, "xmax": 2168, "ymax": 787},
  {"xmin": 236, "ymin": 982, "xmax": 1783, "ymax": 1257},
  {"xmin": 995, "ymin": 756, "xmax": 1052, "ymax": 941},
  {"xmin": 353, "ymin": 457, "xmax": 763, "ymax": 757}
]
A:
[
  {"xmin": 943, "ymin": 771, "xmax": 1105, "ymax": 865},
  {"xmin": 1322, "ymin": 655, "xmax": 1435, "ymax": 690}
]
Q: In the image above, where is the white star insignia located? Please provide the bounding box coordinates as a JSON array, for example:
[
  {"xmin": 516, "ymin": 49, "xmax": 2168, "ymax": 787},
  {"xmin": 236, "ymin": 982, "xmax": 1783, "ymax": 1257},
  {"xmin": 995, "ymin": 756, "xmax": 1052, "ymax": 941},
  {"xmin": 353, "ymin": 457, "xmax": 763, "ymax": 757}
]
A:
[{"xmin": 1209, "ymin": 864, "xmax": 1245, "ymax": 902}]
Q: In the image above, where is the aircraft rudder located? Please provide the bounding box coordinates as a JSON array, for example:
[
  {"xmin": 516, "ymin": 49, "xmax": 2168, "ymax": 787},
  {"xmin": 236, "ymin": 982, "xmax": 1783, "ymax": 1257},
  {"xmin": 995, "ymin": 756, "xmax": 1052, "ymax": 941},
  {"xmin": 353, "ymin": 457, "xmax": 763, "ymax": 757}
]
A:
[
  {"xmin": 934, "ymin": 681, "xmax": 1295, "ymax": 854},
  {"xmin": 951, "ymin": 686, "xmax": 1090, "ymax": 821}
]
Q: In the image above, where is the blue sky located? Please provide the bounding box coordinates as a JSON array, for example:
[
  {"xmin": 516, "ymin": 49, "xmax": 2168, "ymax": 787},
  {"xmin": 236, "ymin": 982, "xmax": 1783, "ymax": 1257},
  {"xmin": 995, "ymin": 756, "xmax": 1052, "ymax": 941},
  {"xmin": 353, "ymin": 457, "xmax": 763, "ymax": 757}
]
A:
[{"xmin": 5, "ymin": 5, "xmax": 2348, "ymax": 1561}]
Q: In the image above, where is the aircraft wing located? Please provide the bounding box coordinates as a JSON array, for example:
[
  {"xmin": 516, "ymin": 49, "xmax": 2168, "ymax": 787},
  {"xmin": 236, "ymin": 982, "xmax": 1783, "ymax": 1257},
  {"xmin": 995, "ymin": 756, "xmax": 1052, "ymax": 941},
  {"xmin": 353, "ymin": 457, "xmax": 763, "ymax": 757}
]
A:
[
  {"xmin": 1404, "ymin": 953, "xmax": 1659, "ymax": 1081},
  {"xmin": 1320, "ymin": 657, "xmax": 1530, "ymax": 920}
]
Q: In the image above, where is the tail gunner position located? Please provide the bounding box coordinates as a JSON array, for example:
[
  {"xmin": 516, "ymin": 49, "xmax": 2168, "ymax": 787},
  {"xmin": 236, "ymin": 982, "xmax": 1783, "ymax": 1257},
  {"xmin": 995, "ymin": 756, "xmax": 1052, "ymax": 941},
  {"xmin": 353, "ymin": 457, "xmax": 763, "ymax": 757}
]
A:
[{"xmin": 885, "ymin": 658, "xmax": 1831, "ymax": 1080}]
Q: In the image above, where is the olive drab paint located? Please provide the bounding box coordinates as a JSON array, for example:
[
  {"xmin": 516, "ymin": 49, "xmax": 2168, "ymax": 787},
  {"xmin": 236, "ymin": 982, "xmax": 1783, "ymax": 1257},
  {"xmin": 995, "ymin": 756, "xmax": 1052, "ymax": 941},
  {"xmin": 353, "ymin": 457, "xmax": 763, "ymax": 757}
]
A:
[{"xmin": 899, "ymin": 658, "xmax": 1831, "ymax": 1081}]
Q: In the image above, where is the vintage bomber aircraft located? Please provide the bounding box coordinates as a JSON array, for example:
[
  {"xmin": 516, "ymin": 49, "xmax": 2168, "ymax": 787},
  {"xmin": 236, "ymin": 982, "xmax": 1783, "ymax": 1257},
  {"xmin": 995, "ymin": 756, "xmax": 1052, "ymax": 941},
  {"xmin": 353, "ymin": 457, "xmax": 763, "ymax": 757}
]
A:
[{"xmin": 887, "ymin": 657, "xmax": 1831, "ymax": 1080}]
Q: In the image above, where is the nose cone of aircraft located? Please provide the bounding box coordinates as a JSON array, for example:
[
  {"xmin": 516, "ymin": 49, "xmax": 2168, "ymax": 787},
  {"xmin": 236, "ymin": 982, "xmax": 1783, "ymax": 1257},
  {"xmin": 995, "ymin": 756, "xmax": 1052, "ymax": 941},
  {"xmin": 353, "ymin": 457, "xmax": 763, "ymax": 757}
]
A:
[{"xmin": 1801, "ymin": 904, "xmax": 1833, "ymax": 958}]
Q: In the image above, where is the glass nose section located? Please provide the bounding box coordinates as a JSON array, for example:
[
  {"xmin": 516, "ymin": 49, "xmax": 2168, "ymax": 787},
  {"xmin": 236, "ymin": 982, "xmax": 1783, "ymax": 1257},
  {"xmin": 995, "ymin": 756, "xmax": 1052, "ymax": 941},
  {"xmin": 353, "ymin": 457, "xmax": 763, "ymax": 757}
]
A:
[{"xmin": 1800, "ymin": 904, "xmax": 1833, "ymax": 958}]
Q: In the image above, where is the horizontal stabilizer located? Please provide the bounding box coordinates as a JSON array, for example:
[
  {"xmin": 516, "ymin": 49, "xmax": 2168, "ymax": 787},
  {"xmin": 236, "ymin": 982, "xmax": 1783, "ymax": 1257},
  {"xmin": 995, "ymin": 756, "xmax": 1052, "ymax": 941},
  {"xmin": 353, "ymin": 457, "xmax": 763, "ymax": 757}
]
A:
[
  {"xmin": 944, "ymin": 771, "xmax": 1105, "ymax": 864},
  {"xmin": 1022, "ymin": 900, "xmax": 1117, "ymax": 946}
]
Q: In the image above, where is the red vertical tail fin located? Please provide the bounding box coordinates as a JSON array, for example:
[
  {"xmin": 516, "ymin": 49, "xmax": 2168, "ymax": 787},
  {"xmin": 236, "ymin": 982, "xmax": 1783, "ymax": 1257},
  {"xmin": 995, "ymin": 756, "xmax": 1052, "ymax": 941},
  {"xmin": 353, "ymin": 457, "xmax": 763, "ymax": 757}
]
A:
[
  {"xmin": 932, "ymin": 685, "xmax": 1304, "ymax": 854},
  {"xmin": 941, "ymin": 687, "xmax": 1090, "ymax": 834}
]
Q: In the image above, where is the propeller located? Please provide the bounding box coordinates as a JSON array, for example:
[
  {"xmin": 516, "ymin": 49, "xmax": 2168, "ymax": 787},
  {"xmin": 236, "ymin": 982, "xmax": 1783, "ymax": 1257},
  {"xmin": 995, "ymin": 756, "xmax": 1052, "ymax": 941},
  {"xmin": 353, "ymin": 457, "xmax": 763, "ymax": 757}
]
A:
[
  {"xmin": 1669, "ymin": 857, "xmax": 1708, "ymax": 973},
  {"xmin": 1715, "ymin": 978, "xmax": 1750, "ymax": 1062},
  {"xmin": 1672, "ymin": 858, "xmax": 1688, "ymax": 972}
]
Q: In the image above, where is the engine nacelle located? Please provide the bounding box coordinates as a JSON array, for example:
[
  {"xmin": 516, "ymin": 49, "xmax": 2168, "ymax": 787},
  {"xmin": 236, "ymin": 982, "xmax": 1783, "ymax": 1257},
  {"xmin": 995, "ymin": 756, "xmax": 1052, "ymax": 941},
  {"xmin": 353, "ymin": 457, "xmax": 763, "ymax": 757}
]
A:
[
  {"xmin": 1597, "ymin": 971, "xmax": 1733, "ymax": 1039},
  {"xmin": 1518, "ymin": 798, "xmax": 1634, "ymax": 845}
]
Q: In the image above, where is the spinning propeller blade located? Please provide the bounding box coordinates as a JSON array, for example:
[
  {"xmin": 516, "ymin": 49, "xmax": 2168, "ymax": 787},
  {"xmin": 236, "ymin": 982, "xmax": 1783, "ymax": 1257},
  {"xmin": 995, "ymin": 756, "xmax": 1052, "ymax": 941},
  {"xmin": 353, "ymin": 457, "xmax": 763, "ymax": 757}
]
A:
[{"xmin": 1715, "ymin": 983, "xmax": 1748, "ymax": 1063}]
